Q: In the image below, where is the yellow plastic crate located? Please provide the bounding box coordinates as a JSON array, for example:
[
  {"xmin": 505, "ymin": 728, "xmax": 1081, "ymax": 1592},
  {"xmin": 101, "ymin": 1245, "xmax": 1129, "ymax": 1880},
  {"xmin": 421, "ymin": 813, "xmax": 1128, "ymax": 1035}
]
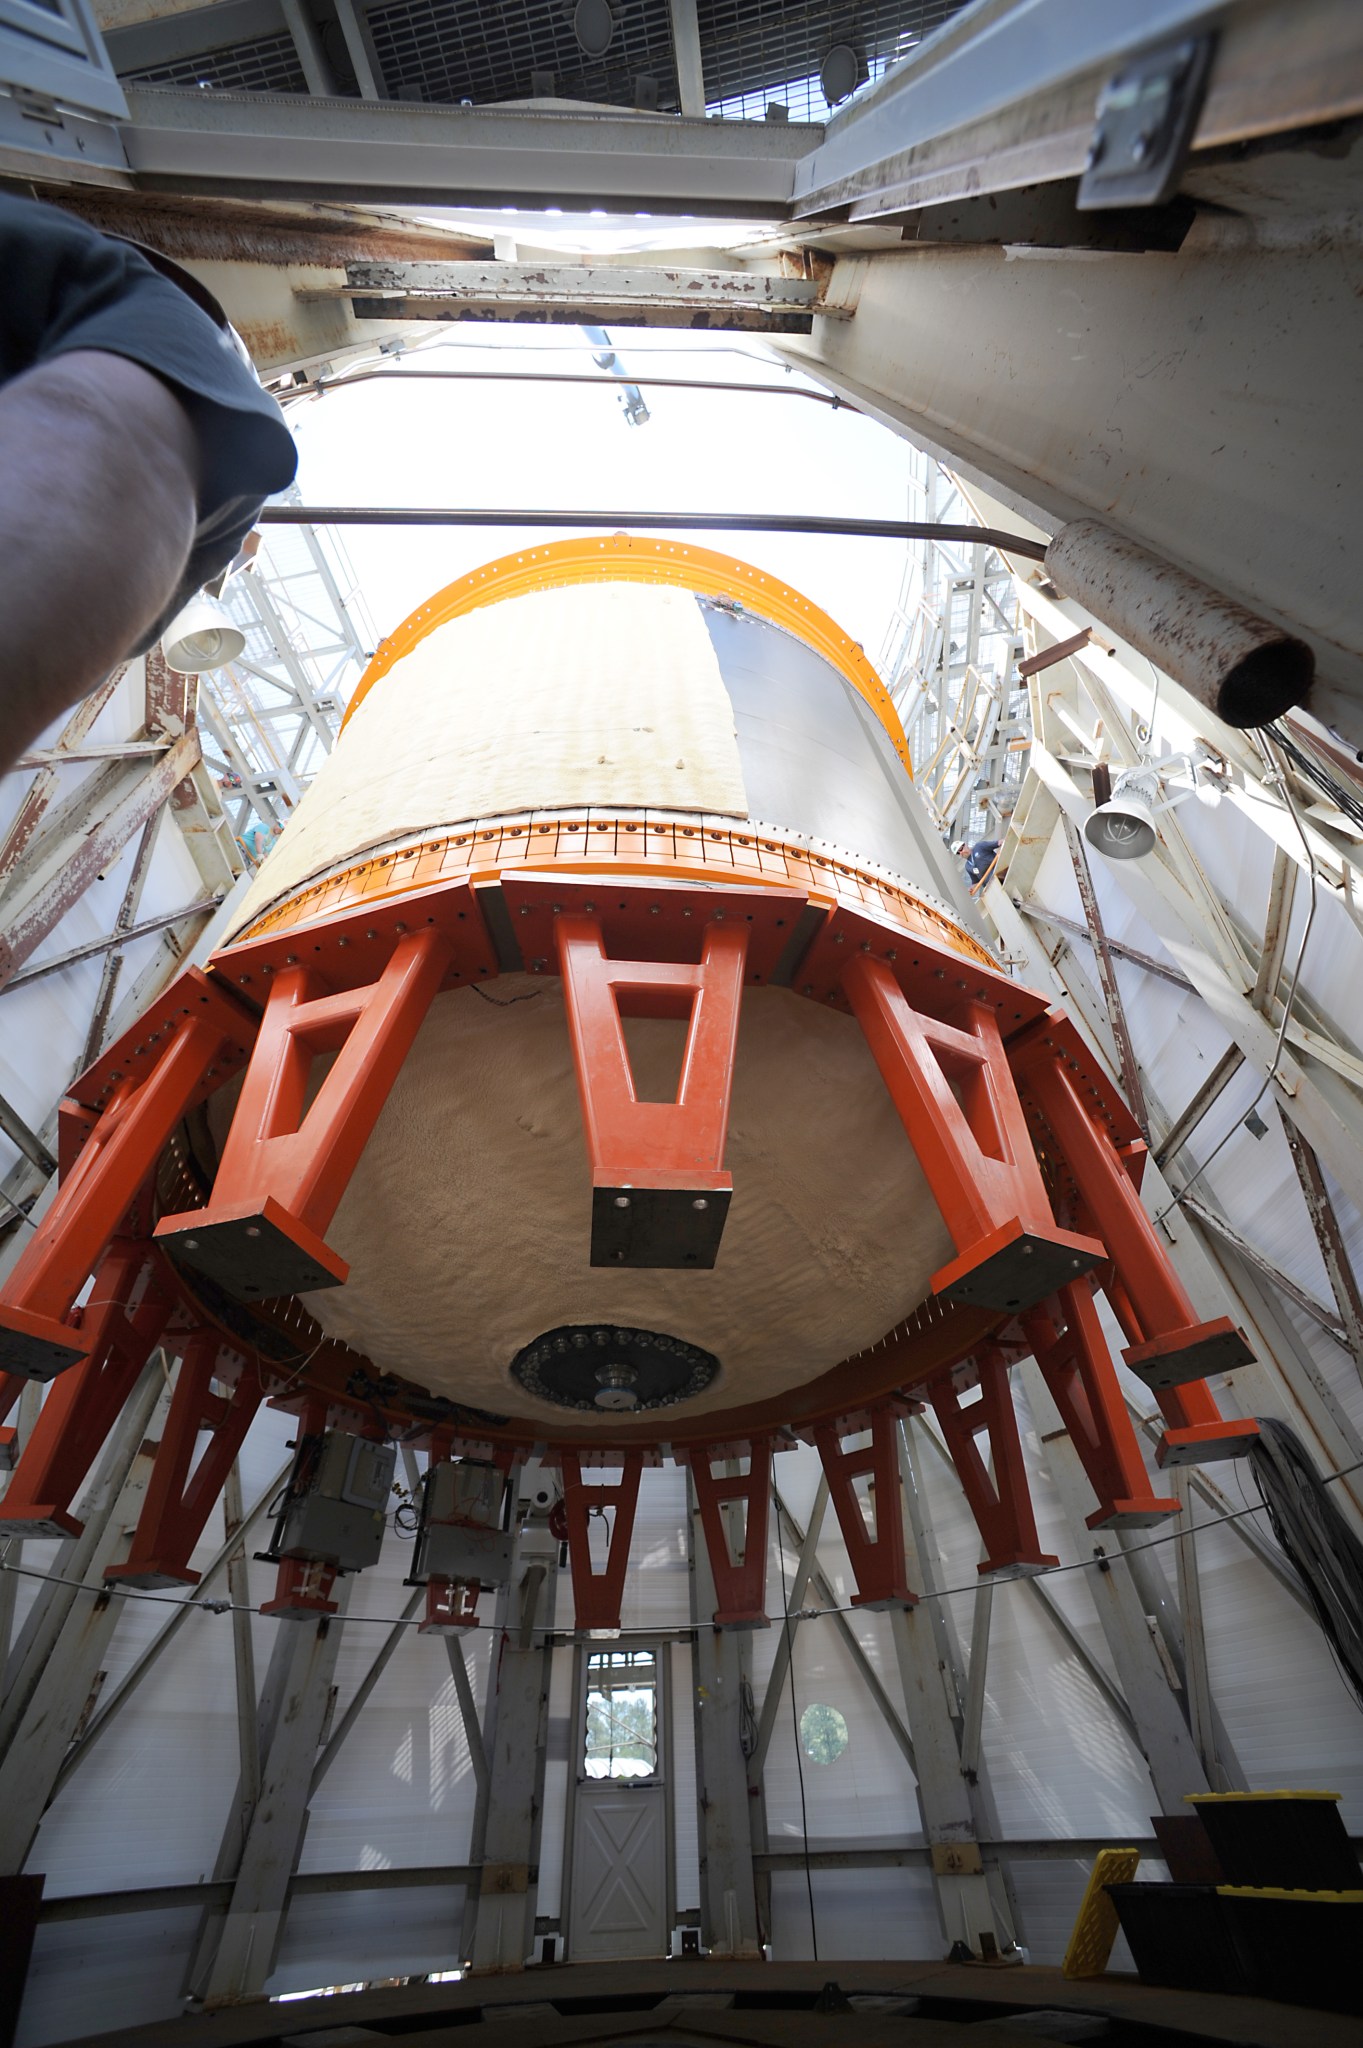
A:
[{"xmin": 1062, "ymin": 1848, "xmax": 1142, "ymax": 1980}]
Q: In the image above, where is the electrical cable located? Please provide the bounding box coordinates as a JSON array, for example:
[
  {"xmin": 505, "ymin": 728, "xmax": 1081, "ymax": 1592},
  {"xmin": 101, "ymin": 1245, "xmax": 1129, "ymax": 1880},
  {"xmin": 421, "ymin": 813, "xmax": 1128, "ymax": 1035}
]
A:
[
  {"xmin": 776, "ymin": 1509, "xmax": 818, "ymax": 1960},
  {"xmin": 1250, "ymin": 1419, "xmax": 1363, "ymax": 1711},
  {"xmin": 1153, "ymin": 728, "xmax": 1319, "ymax": 1224},
  {"xmin": 3, "ymin": 1456, "xmax": 1360, "ymax": 1627}
]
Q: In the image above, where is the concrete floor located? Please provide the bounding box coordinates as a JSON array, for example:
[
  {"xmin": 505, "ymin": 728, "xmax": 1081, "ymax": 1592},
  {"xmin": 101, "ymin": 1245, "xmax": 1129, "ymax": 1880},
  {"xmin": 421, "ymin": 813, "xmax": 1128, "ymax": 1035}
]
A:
[{"xmin": 50, "ymin": 1960, "xmax": 1358, "ymax": 2048}]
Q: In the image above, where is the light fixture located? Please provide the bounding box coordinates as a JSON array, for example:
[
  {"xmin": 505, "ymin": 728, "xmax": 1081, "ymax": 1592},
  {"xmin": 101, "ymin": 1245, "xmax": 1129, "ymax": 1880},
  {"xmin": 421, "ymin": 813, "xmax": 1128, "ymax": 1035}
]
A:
[
  {"xmin": 1084, "ymin": 781, "xmax": 1158, "ymax": 861},
  {"xmin": 159, "ymin": 594, "xmax": 246, "ymax": 674},
  {"xmin": 1084, "ymin": 753, "xmax": 1226, "ymax": 861},
  {"xmin": 820, "ymin": 42, "xmax": 863, "ymax": 105},
  {"xmin": 573, "ymin": 0, "xmax": 614, "ymax": 58}
]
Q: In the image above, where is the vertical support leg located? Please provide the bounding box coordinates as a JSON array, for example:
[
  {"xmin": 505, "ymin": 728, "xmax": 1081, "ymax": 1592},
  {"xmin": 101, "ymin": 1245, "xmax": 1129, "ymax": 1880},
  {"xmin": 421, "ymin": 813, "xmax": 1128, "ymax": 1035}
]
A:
[
  {"xmin": 687, "ymin": 1474, "xmax": 761, "ymax": 1957},
  {"xmin": 467, "ymin": 1530, "xmax": 557, "ymax": 1972},
  {"xmin": 158, "ymin": 928, "xmax": 452, "ymax": 1300},
  {"xmin": 0, "ymin": 974, "xmax": 244, "ymax": 1375},
  {"xmin": 685, "ymin": 1438, "xmax": 772, "ymax": 1627},
  {"xmin": 813, "ymin": 1403, "xmax": 916, "ymax": 1609},
  {"xmin": 1014, "ymin": 1023, "xmax": 1259, "ymax": 1462},
  {"xmin": 106, "ymin": 1332, "xmax": 264, "ymax": 1588},
  {"xmin": 1019, "ymin": 1358, "xmax": 1210, "ymax": 1816},
  {"xmin": 0, "ymin": 1243, "xmax": 170, "ymax": 1540},
  {"xmin": 1021, "ymin": 1284, "xmax": 1179, "ymax": 1528},
  {"xmin": 560, "ymin": 1451, "xmax": 643, "ymax": 1635},
  {"xmin": 842, "ymin": 953, "xmax": 1101, "ymax": 1310},
  {"xmin": 925, "ymin": 1347, "xmax": 1060, "ymax": 1576},
  {"xmin": 556, "ymin": 913, "xmax": 747, "ymax": 1269},
  {"xmin": 0, "ymin": 1351, "xmax": 170, "ymax": 1875},
  {"xmin": 186, "ymin": 1589, "xmax": 350, "ymax": 2004}
]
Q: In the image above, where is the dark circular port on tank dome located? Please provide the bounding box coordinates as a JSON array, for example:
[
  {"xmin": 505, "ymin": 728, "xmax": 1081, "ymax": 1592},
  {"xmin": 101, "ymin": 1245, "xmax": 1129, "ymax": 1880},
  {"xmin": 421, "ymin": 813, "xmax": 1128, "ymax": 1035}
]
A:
[{"xmin": 510, "ymin": 1324, "xmax": 719, "ymax": 1413}]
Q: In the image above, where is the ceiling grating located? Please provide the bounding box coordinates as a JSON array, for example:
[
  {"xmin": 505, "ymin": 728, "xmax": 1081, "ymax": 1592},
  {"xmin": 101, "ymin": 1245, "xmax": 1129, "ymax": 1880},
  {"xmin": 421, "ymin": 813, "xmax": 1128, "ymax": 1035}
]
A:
[
  {"xmin": 120, "ymin": 31, "xmax": 307, "ymax": 94},
  {"xmin": 365, "ymin": 0, "xmax": 681, "ymax": 109},
  {"xmin": 700, "ymin": 1, "xmax": 967, "ymax": 122},
  {"xmin": 113, "ymin": 0, "xmax": 972, "ymax": 114}
]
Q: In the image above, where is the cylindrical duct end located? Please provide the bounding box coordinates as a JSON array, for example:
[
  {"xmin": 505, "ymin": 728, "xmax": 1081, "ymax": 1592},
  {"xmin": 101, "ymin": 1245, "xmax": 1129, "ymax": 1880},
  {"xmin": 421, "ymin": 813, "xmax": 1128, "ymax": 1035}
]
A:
[{"xmin": 1044, "ymin": 519, "xmax": 1314, "ymax": 728}]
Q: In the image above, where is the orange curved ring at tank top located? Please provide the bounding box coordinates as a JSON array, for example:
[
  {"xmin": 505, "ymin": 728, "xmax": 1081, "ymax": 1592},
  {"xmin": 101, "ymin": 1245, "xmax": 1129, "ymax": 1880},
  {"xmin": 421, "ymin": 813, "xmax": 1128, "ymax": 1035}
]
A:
[{"xmin": 339, "ymin": 534, "xmax": 914, "ymax": 777}]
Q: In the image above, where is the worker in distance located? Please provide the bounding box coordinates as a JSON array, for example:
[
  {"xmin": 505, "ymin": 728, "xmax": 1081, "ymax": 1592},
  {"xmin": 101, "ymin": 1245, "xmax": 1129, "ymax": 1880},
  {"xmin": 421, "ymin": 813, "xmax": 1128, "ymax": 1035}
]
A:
[{"xmin": 0, "ymin": 193, "xmax": 296, "ymax": 775}]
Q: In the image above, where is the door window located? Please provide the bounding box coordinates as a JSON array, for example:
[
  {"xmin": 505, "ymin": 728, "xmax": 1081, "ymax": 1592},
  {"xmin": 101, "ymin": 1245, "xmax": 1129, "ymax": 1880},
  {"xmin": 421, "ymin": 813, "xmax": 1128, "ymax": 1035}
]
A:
[{"xmin": 583, "ymin": 1648, "xmax": 658, "ymax": 1780}]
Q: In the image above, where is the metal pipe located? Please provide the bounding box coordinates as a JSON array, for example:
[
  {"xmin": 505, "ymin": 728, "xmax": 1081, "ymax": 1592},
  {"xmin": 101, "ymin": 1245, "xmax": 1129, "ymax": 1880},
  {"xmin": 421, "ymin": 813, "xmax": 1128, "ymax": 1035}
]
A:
[
  {"xmin": 1044, "ymin": 520, "xmax": 1314, "ymax": 728},
  {"xmin": 255, "ymin": 505, "xmax": 1049, "ymax": 558},
  {"xmin": 308, "ymin": 366, "xmax": 854, "ymax": 408}
]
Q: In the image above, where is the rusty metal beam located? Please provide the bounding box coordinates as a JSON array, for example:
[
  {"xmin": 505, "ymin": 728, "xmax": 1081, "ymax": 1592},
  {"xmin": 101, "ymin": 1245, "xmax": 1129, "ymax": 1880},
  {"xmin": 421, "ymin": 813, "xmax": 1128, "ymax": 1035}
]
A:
[
  {"xmin": 1020, "ymin": 904, "xmax": 1194, "ymax": 993},
  {"xmin": 0, "ymin": 669, "xmax": 125, "ymax": 894},
  {"xmin": 0, "ymin": 1092, "xmax": 56, "ymax": 1178},
  {"xmin": 2, "ymin": 895, "xmax": 220, "ymax": 994},
  {"xmin": 1017, "ymin": 629, "xmax": 1092, "ymax": 679},
  {"xmin": 0, "ymin": 731, "xmax": 200, "ymax": 992},
  {"xmin": 1251, "ymin": 846, "xmax": 1298, "ymax": 1015},
  {"xmin": 1153, "ymin": 1044, "xmax": 1248, "ymax": 1170},
  {"xmin": 1177, "ymin": 1192, "xmax": 1348, "ymax": 1346},
  {"xmin": 1283, "ymin": 1122, "xmax": 1363, "ymax": 1386},
  {"xmin": 1063, "ymin": 814, "xmax": 1149, "ymax": 1139}
]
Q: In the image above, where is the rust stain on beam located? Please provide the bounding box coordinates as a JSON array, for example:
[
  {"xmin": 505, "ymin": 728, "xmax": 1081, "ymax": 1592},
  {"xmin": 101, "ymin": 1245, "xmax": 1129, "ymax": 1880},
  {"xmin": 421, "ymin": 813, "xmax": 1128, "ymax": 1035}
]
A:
[{"xmin": 35, "ymin": 188, "xmax": 491, "ymax": 269}]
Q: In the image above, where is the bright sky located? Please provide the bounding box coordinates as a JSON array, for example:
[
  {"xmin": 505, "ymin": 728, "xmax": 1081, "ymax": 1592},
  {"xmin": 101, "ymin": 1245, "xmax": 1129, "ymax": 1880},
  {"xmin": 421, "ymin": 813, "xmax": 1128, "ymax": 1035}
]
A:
[{"xmin": 288, "ymin": 324, "xmax": 927, "ymax": 673}]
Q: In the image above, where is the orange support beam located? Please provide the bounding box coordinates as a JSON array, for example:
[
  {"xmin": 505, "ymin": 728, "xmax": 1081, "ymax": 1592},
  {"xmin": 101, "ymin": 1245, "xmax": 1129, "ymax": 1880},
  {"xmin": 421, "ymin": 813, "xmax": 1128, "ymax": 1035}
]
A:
[
  {"xmin": 685, "ymin": 1438, "xmax": 773, "ymax": 1627},
  {"xmin": 106, "ymin": 1331, "xmax": 264, "ymax": 1589},
  {"xmin": 560, "ymin": 1451, "xmax": 644, "ymax": 1634},
  {"xmin": 556, "ymin": 912, "xmax": 748, "ymax": 1269},
  {"xmin": 813, "ymin": 1404, "xmax": 916, "ymax": 1610},
  {"xmin": 0, "ymin": 1241, "xmax": 171, "ymax": 1539},
  {"xmin": 157, "ymin": 927, "xmax": 451, "ymax": 1302},
  {"xmin": 0, "ymin": 981, "xmax": 243, "ymax": 1378},
  {"xmin": 1013, "ymin": 1020, "xmax": 1258, "ymax": 1464},
  {"xmin": 926, "ymin": 1346, "xmax": 1060, "ymax": 1576},
  {"xmin": 841, "ymin": 953, "xmax": 1102, "ymax": 1313},
  {"xmin": 1021, "ymin": 1285, "xmax": 1179, "ymax": 1528}
]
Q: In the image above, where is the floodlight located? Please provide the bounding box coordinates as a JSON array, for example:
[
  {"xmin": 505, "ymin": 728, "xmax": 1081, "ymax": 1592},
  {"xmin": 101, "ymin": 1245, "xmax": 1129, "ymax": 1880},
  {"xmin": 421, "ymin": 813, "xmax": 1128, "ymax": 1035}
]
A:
[
  {"xmin": 573, "ymin": 0, "xmax": 614, "ymax": 57},
  {"xmin": 1084, "ymin": 789, "xmax": 1158, "ymax": 861},
  {"xmin": 820, "ymin": 43, "xmax": 862, "ymax": 105},
  {"xmin": 160, "ymin": 594, "xmax": 245, "ymax": 674}
]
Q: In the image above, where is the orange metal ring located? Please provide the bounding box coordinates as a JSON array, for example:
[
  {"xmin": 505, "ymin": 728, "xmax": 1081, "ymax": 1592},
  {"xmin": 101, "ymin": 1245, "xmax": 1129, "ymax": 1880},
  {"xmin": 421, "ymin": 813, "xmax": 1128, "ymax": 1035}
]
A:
[{"xmin": 339, "ymin": 534, "xmax": 914, "ymax": 777}]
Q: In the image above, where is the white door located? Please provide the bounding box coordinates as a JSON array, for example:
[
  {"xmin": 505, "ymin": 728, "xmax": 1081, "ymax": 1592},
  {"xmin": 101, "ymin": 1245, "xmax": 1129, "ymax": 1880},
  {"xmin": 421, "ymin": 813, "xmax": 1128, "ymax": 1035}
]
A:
[{"xmin": 566, "ymin": 1646, "xmax": 669, "ymax": 1961}]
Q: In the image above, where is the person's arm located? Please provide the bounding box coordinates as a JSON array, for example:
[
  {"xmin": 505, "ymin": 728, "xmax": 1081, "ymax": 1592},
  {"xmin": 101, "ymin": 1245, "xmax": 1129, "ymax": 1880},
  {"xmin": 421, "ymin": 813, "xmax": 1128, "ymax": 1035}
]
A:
[{"xmin": 0, "ymin": 348, "xmax": 201, "ymax": 773}]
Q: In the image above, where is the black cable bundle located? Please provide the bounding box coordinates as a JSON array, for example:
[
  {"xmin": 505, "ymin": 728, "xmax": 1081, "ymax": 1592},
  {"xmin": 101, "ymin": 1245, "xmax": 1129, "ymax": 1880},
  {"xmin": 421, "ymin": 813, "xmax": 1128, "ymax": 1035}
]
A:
[{"xmin": 1250, "ymin": 1417, "xmax": 1363, "ymax": 1711}]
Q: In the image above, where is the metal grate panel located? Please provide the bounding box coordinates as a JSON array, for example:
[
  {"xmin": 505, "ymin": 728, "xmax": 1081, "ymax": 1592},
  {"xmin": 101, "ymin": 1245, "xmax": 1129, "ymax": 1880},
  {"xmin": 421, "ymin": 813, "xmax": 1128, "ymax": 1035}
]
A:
[
  {"xmin": 121, "ymin": 31, "xmax": 306, "ymax": 94},
  {"xmin": 364, "ymin": 0, "xmax": 680, "ymax": 110},
  {"xmin": 700, "ymin": 0, "xmax": 967, "ymax": 122}
]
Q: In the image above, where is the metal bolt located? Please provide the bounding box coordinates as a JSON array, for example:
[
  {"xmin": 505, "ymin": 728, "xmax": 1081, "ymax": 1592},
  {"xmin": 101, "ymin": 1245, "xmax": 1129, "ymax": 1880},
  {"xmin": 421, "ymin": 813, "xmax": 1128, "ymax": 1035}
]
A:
[
  {"xmin": 245, "ymin": 1226, "xmax": 261, "ymax": 1239},
  {"xmin": 519, "ymin": 906, "xmax": 530, "ymax": 916},
  {"xmin": 1131, "ymin": 130, "xmax": 1151, "ymax": 163},
  {"xmin": 337, "ymin": 937, "xmax": 349, "ymax": 948},
  {"xmin": 833, "ymin": 933, "xmax": 844, "ymax": 945},
  {"xmin": 614, "ymin": 1195, "xmax": 631, "ymax": 1209},
  {"xmin": 692, "ymin": 1198, "xmax": 709, "ymax": 1211},
  {"xmin": 184, "ymin": 1238, "xmax": 199, "ymax": 1251},
  {"xmin": 650, "ymin": 906, "xmax": 660, "ymax": 916}
]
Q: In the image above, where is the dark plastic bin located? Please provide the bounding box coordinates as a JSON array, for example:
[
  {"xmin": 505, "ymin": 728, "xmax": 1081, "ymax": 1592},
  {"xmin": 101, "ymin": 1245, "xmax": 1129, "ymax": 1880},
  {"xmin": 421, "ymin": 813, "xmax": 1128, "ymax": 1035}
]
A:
[
  {"xmin": 1187, "ymin": 1792, "xmax": 1361, "ymax": 1890},
  {"xmin": 1218, "ymin": 1888, "xmax": 1363, "ymax": 2015},
  {"xmin": 1104, "ymin": 1882, "xmax": 1253, "ymax": 1996}
]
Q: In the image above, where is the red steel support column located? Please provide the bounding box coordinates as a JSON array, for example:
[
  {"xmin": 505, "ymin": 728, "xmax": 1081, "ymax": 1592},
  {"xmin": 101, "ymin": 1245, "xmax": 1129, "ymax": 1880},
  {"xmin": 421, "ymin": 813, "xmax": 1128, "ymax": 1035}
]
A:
[
  {"xmin": 813, "ymin": 1404, "xmax": 916, "ymax": 1609},
  {"xmin": 685, "ymin": 1438, "xmax": 773, "ymax": 1627},
  {"xmin": 842, "ymin": 953, "xmax": 1101, "ymax": 1312},
  {"xmin": 0, "ymin": 990, "xmax": 237, "ymax": 1377},
  {"xmin": 106, "ymin": 1332, "xmax": 264, "ymax": 1588},
  {"xmin": 0, "ymin": 1241, "xmax": 170, "ymax": 1538},
  {"xmin": 157, "ymin": 927, "xmax": 451, "ymax": 1301},
  {"xmin": 926, "ymin": 1346, "xmax": 1059, "ymax": 1576},
  {"xmin": 1013, "ymin": 1020, "xmax": 1258, "ymax": 1463},
  {"xmin": 560, "ymin": 1451, "xmax": 644, "ymax": 1634},
  {"xmin": 1021, "ymin": 1285, "xmax": 1178, "ymax": 1528},
  {"xmin": 556, "ymin": 913, "xmax": 747, "ymax": 1268}
]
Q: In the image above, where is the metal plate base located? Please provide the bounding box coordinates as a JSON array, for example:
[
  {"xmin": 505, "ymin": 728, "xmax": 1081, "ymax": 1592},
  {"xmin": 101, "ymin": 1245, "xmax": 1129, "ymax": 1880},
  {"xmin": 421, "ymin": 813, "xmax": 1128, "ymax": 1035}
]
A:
[
  {"xmin": 1086, "ymin": 1500, "xmax": 1180, "ymax": 1530},
  {"xmin": 156, "ymin": 1198, "xmax": 348, "ymax": 1302},
  {"xmin": 934, "ymin": 1226, "xmax": 1103, "ymax": 1313},
  {"xmin": 0, "ymin": 1306, "xmax": 88, "ymax": 1381},
  {"xmin": 1123, "ymin": 1318, "xmax": 1254, "ymax": 1391},
  {"xmin": 590, "ymin": 1184, "xmax": 731, "ymax": 1269},
  {"xmin": 0, "ymin": 1505, "xmax": 82, "ymax": 1540},
  {"xmin": 1156, "ymin": 1421, "xmax": 1261, "ymax": 1468}
]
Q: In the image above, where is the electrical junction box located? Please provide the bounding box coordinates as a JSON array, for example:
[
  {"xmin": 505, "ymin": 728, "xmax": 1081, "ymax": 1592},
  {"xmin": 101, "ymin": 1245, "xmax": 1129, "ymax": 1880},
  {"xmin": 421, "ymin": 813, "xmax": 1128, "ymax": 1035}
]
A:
[
  {"xmin": 416, "ymin": 1459, "xmax": 512, "ymax": 1586},
  {"xmin": 277, "ymin": 1431, "xmax": 396, "ymax": 1572}
]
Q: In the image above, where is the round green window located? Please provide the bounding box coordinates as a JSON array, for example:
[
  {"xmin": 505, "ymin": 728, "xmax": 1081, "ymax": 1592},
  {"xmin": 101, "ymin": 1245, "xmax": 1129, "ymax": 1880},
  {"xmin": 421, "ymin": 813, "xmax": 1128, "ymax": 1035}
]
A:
[{"xmin": 799, "ymin": 1701, "xmax": 849, "ymax": 1765}]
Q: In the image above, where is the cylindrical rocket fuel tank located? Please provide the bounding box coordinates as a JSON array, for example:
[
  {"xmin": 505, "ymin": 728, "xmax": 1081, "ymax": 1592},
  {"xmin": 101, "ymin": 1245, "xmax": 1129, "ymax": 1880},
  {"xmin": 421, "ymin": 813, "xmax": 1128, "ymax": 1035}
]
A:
[{"xmin": 215, "ymin": 540, "xmax": 1001, "ymax": 1434}]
